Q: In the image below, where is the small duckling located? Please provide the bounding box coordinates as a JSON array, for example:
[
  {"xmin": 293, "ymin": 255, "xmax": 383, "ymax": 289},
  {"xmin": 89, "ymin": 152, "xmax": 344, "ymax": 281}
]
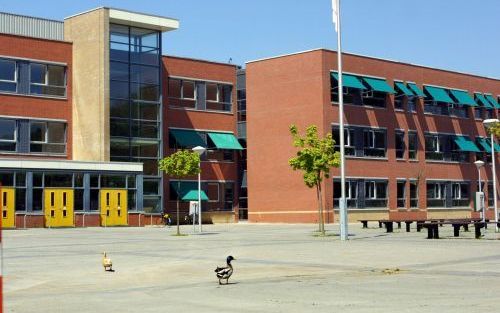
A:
[
  {"xmin": 214, "ymin": 256, "xmax": 235, "ymax": 285},
  {"xmin": 102, "ymin": 252, "xmax": 113, "ymax": 272}
]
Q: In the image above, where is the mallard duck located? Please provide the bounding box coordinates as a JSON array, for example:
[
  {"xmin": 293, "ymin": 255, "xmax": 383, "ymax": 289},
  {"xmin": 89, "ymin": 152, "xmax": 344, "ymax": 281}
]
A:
[
  {"xmin": 102, "ymin": 252, "xmax": 113, "ymax": 272},
  {"xmin": 215, "ymin": 256, "xmax": 235, "ymax": 285}
]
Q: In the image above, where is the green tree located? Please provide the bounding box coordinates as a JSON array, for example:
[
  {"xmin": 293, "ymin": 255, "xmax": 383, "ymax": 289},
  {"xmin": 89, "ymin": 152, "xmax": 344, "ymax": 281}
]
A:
[
  {"xmin": 159, "ymin": 150, "xmax": 201, "ymax": 235},
  {"xmin": 486, "ymin": 121, "xmax": 500, "ymax": 138},
  {"xmin": 289, "ymin": 125, "xmax": 341, "ymax": 235}
]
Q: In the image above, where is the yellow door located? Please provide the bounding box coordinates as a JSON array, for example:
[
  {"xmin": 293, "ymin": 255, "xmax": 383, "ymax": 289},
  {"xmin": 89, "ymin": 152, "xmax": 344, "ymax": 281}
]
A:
[
  {"xmin": 1, "ymin": 187, "xmax": 15, "ymax": 228},
  {"xmin": 44, "ymin": 189, "xmax": 74, "ymax": 227},
  {"xmin": 100, "ymin": 189, "xmax": 128, "ymax": 226}
]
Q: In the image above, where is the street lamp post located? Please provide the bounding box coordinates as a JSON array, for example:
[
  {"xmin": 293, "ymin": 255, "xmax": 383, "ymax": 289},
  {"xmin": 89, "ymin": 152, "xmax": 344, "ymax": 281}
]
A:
[
  {"xmin": 483, "ymin": 118, "xmax": 499, "ymax": 232},
  {"xmin": 475, "ymin": 160, "xmax": 485, "ymax": 225},
  {"xmin": 192, "ymin": 146, "xmax": 206, "ymax": 232}
]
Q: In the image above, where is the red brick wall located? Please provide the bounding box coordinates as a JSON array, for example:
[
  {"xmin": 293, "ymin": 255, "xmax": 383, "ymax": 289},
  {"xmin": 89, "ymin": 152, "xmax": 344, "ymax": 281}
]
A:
[
  {"xmin": 0, "ymin": 34, "xmax": 73, "ymax": 160},
  {"xmin": 247, "ymin": 49, "xmax": 500, "ymax": 223},
  {"xmin": 162, "ymin": 56, "xmax": 239, "ymax": 218}
]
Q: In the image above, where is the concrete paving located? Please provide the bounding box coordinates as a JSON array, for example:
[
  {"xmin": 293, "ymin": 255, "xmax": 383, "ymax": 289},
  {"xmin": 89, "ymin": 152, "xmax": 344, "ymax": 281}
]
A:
[{"xmin": 3, "ymin": 223, "xmax": 500, "ymax": 313}]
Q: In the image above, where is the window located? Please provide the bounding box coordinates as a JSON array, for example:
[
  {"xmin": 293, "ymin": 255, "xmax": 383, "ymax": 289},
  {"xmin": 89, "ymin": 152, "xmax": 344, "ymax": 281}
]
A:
[
  {"xmin": 427, "ymin": 182, "xmax": 446, "ymax": 207},
  {"xmin": 168, "ymin": 78, "xmax": 196, "ymax": 108},
  {"xmin": 425, "ymin": 135, "xmax": 444, "ymax": 161},
  {"xmin": 30, "ymin": 63, "xmax": 66, "ymax": 97},
  {"xmin": 364, "ymin": 180, "xmax": 388, "ymax": 207},
  {"xmin": 395, "ymin": 131, "xmax": 405, "ymax": 159},
  {"xmin": 333, "ymin": 180, "xmax": 358, "ymax": 208},
  {"xmin": 397, "ymin": 180, "xmax": 406, "ymax": 208},
  {"xmin": 207, "ymin": 183, "xmax": 219, "ymax": 203},
  {"xmin": 409, "ymin": 181, "xmax": 418, "ymax": 208},
  {"xmin": 361, "ymin": 89, "xmax": 387, "ymax": 108},
  {"xmin": 224, "ymin": 184, "xmax": 234, "ymax": 211},
  {"xmin": 363, "ymin": 129, "xmax": 386, "ymax": 157},
  {"xmin": 30, "ymin": 121, "xmax": 66, "ymax": 154},
  {"xmin": 474, "ymin": 107, "xmax": 483, "ymax": 120},
  {"xmin": 206, "ymin": 83, "xmax": 232, "ymax": 111},
  {"xmin": 452, "ymin": 182, "xmax": 469, "ymax": 207},
  {"xmin": 449, "ymin": 103, "xmax": 469, "ymax": 118},
  {"xmin": 332, "ymin": 127, "xmax": 355, "ymax": 156},
  {"xmin": 450, "ymin": 138, "xmax": 469, "ymax": 163},
  {"xmin": 408, "ymin": 132, "xmax": 418, "ymax": 160},
  {"xmin": 0, "ymin": 59, "xmax": 17, "ymax": 92},
  {"xmin": 0, "ymin": 119, "xmax": 17, "ymax": 152}
]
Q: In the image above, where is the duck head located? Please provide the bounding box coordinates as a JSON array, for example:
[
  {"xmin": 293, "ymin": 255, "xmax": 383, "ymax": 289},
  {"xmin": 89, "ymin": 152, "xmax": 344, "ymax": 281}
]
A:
[{"xmin": 227, "ymin": 255, "xmax": 236, "ymax": 264}]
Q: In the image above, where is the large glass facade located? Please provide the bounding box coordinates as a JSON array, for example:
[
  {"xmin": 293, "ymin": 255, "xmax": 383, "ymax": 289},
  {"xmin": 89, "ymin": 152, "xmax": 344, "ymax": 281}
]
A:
[{"xmin": 109, "ymin": 24, "xmax": 162, "ymax": 213}]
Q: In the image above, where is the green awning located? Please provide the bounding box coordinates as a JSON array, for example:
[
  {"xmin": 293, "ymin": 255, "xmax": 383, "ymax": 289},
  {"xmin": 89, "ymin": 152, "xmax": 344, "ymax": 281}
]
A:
[
  {"xmin": 453, "ymin": 136, "xmax": 481, "ymax": 152},
  {"xmin": 331, "ymin": 72, "xmax": 366, "ymax": 90},
  {"xmin": 394, "ymin": 81, "xmax": 414, "ymax": 96},
  {"xmin": 169, "ymin": 129, "xmax": 205, "ymax": 148},
  {"xmin": 476, "ymin": 137, "xmax": 492, "ymax": 153},
  {"xmin": 424, "ymin": 86, "xmax": 454, "ymax": 103},
  {"xmin": 170, "ymin": 181, "xmax": 209, "ymax": 201},
  {"xmin": 182, "ymin": 190, "xmax": 209, "ymax": 201},
  {"xmin": 407, "ymin": 82, "xmax": 425, "ymax": 97},
  {"xmin": 362, "ymin": 77, "xmax": 395, "ymax": 94},
  {"xmin": 485, "ymin": 94, "xmax": 500, "ymax": 109},
  {"xmin": 207, "ymin": 132, "xmax": 244, "ymax": 150},
  {"xmin": 449, "ymin": 89, "xmax": 477, "ymax": 106},
  {"xmin": 474, "ymin": 93, "xmax": 493, "ymax": 108}
]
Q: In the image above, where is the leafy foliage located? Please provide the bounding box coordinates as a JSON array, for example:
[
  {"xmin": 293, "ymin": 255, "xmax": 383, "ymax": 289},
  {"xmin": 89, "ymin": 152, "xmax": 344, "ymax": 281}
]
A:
[
  {"xmin": 289, "ymin": 124, "xmax": 341, "ymax": 188},
  {"xmin": 486, "ymin": 121, "xmax": 500, "ymax": 138},
  {"xmin": 289, "ymin": 124, "xmax": 341, "ymax": 235},
  {"xmin": 159, "ymin": 150, "xmax": 201, "ymax": 178},
  {"xmin": 159, "ymin": 150, "xmax": 201, "ymax": 236}
]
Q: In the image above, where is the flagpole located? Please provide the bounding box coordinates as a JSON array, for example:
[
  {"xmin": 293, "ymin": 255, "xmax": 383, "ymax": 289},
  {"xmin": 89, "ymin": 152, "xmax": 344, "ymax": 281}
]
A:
[{"xmin": 334, "ymin": 0, "xmax": 348, "ymax": 240}]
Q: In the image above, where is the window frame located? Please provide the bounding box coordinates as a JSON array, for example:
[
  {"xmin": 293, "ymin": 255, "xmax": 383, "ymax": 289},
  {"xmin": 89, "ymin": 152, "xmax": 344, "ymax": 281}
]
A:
[
  {"xmin": 0, "ymin": 59, "xmax": 18, "ymax": 92},
  {"xmin": 29, "ymin": 63, "xmax": 67, "ymax": 97},
  {"xmin": 29, "ymin": 121, "xmax": 67, "ymax": 154},
  {"xmin": 0, "ymin": 119, "xmax": 17, "ymax": 151}
]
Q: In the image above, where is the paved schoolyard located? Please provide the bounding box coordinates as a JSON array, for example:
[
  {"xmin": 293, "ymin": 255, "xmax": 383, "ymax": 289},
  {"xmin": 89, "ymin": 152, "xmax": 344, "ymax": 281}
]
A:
[{"xmin": 3, "ymin": 223, "xmax": 500, "ymax": 313}]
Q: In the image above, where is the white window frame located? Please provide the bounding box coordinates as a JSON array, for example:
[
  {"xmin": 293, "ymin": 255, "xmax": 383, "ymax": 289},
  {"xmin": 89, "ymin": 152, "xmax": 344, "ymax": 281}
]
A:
[
  {"xmin": 30, "ymin": 121, "xmax": 48, "ymax": 144},
  {"xmin": 0, "ymin": 59, "xmax": 17, "ymax": 84},
  {"xmin": 365, "ymin": 130, "xmax": 375, "ymax": 148},
  {"xmin": 0, "ymin": 119, "xmax": 17, "ymax": 144},
  {"xmin": 181, "ymin": 80, "xmax": 196, "ymax": 101}
]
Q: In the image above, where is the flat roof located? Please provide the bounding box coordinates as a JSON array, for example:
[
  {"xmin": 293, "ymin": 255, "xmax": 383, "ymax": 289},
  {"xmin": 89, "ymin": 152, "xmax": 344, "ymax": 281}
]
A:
[
  {"xmin": 163, "ymin": 54, "xmax": 239, "ymax": 68},
  {"xmin": 65, "ymin": 7, "xmax": 179, "ymax": 32},
  {"xmin": 246, "ymin": 48, "xmax": 500, "ymax": 82}
]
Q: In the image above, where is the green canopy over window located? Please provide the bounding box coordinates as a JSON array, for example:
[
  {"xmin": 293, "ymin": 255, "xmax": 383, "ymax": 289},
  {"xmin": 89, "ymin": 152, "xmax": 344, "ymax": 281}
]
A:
[
  {"xmin": 424, "ymin": 86, "xmax": 454, "ymax": 103},
  {"xmin": 169, "ymin": 129, "xmax": 205, "ymax": 147},
  {"xmin": 407, "ymin": 82, "xmax": 425, "ymax": 97},
  {"xmin": 182, "ymin": 190, "xmax": 209, "ymax": 201},
  {"xmin": 453, "ymin": 136, "xmax": 480, "ymax": 152},
  {"xmin": 394, "ymin": 81, "xmax": 414, "ymax": 96},
  {"xmin": 331, "ymin": 72, "xmax": 366, "ymax": 90},
  {"xmin": 474, "ymin": 93, "xmax": 493, "ymax": 108},
  {"xmin": 170, "ymin": 181, "xmax": 209, "ymax": 201},
  {"xmin": 362, "ymin": 77, "xmax": 395, "ymax": 94},
  {"xmin": 476, "ymin": 137, "xmax": 492, "ymax": 153},
  {"xmin": 485, "ymin": 94, "xmax": 500, "ymax": 109},
  {"xmin": 449, "ymin": 89, "xmax": 477, "ymax": 107},
  {"xmin": 207, "ymin": 132, "xmax": 244, "ymax": 150}
]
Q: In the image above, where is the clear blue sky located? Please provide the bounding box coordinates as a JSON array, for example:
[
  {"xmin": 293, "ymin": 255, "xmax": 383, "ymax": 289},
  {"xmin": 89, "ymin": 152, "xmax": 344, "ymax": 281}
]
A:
[{"xmin": 4, "ymin": 0, "xmax": 500, "ymax": 77}]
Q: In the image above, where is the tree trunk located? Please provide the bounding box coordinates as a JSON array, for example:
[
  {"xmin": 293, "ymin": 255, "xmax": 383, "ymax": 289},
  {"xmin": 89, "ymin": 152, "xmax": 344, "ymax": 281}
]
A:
[
  {"xmin": 317, "ymin": 177, "xmax": 325, "ymax": 235},
  {"xmin": 176, "ymin": 180, "xmax": 181, "ymax": 235}
]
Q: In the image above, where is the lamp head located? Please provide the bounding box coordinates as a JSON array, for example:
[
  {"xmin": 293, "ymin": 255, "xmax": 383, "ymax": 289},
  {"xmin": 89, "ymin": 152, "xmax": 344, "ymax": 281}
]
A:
[
  {"xmin": 483, "ymin": 119, "xmax": 500, "ymax": 128},
  {"xmin": 192, "ymin": 146, "xmax": 206, "ymax": 155},
  {"xmin": 474, "ymin": 160, "xmax": 485, "ymax": 169}
]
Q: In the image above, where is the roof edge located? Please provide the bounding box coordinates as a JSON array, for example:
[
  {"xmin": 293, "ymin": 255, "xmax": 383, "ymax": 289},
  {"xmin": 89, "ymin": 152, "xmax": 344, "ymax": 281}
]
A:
[{"xmin": 246, "ymin": 48, "xmax": 500, "ymax": 82}]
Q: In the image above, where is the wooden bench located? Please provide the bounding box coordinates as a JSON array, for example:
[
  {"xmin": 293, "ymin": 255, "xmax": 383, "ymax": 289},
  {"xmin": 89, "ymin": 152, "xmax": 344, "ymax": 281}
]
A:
[
  {"xmin": 379, "ymin": 219, "xmax": 427, "ymax": 233},
  {"xmin": 423, "ymin": 219, "xmax": 492, "ymax": 239},
  {"xmin": 359, "ymin": 220, "xmax": 383, "ymax": 229}
]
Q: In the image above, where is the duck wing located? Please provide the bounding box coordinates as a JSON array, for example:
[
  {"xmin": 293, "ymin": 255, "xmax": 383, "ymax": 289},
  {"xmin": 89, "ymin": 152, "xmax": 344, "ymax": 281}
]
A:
[{"xmin": 215, "ymin": 266, "xmax": 233, "ymax": 279}]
